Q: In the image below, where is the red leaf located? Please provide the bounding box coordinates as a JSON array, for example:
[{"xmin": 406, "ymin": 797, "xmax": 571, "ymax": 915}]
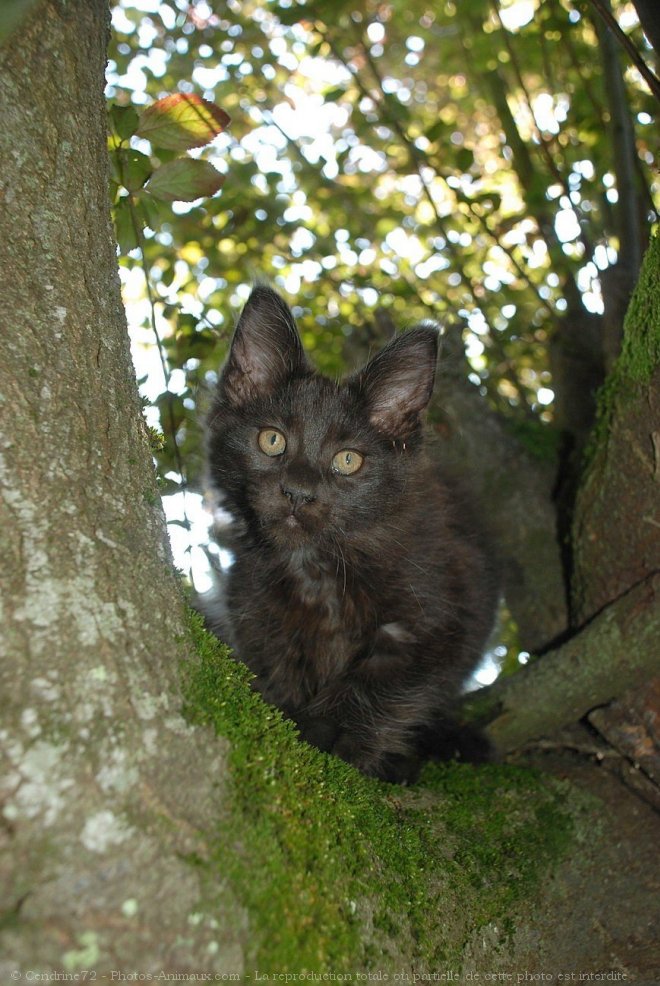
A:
[{"xmin": 137, "ymin": 94, "xmax": 230, "ymax": 151}]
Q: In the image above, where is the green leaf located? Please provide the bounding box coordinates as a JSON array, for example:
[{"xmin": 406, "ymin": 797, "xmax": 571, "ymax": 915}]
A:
[
  {"xmin": 154, "ymin": 392, "xmax": 186, "ymax": 433},
  {"xmin": 113, "ymin": 197, "xmax": 141, "ymax": 255},
  {"xmin": 456, "ymin": 148, "xmax": 474, "ymax": 173},
  {"xmin": 425, "ymin": 121, "xmax": 446, "ymax": 143},
  {"xmin": 323, "ymin": 86, "xmax": 346, "ymax": 102},
  {"xmin": 109, "ymin": 104, "xmax": 139, "ymax": 142},
  {"xmin": 145, "ymin": 158, "xmax": 225, "ymax": 203},
  {"xmin": 0, "ymin": 0, "xmax": 40, "ymax": 43},
  {"xmin": 139, "ymin": 193, "xmax": 164, "ymax": 233},
  {"xmin": 136, "ymin": 93, "xmax": 231, "ymax": 151},
  {"xmin": 161, "ymin": 480, "xmax": 186, "ymax": 498},
  {"xmin": 117, "ymin": 148, "xmax": 153, "ymax": 192}
]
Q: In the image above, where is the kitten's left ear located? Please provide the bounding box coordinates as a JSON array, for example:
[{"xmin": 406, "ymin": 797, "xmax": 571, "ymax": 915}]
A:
[{"xmin": 354, "ymin": 323, "xmax": 439, "ymax": 439}]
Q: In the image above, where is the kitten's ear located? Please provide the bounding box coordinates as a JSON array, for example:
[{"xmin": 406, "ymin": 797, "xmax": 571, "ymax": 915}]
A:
[
  {"xmin": 219, "ymin": 286, "xmax": 310, "ymax": 406},
  {"xmin": 355, "ymin": 323, "xmax": 439, "ymax": 438}
]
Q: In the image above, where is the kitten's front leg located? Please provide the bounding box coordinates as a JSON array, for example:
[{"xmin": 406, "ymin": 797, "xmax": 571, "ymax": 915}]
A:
[{"xmin": 312, "ymin": 674, "xmax": 429, "ymax": 783}]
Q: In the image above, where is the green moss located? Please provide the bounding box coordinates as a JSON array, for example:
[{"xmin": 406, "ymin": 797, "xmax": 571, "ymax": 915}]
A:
[
  {"xmin": 586, "ymin": 231, "xmax": 660, "ymax": 462},
  {"xmin": 147, "ymin": 426, "xmax": 166, "ymax": 454},
  {"xmin": 503, "ymin": 416, "xmax": 561, "ymax": 463},
  {"xmin": 618, "ymin": 231, "xmax": 660, "ymax": 385},
  {"xmin": 182, "ymin": 610, "xmax": 573, "ymax": 973}
]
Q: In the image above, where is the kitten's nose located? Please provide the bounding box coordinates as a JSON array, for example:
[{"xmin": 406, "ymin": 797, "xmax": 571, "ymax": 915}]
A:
[{"xmin": 281, "ymin": 482, "xmax": 316, "ymax": 511}]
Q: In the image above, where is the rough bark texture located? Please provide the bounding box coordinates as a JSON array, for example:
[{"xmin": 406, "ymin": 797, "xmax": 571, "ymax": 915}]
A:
[
  {"xmin": 0, "ymin": 1, "xmax": 243, "ymax": 974},
  {"xmin": 579, "ymin": 253, "xmax": 660, "ymax": 805},
  {"xmin": 571, "ymin": 233, "xmax": 660, "ymax": 625},
  {"xmin": 588, "ymin": 675, "xmax": 660, "ymax": 809},
  {"xmin": 461, "ymin": 236, "xmax": 659, "ymax": 755}
]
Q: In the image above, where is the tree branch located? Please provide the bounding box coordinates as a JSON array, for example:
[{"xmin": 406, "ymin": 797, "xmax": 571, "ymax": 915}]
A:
[
  {"xmin": 461, "ymin": 573, "xmax": 660, "ymax": 753},
  {"xmin": 585, "ymin": 0, "xmax": 660, "ymax": 103},
  {"xmin": 591, "ymin": 0, "xmax": 644, "ymax": 281}
]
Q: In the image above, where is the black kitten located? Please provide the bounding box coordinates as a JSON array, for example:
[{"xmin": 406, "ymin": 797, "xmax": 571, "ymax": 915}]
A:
[{"xmin": 201, "ymin": 286, "xmax": 498, "ymax": 783}]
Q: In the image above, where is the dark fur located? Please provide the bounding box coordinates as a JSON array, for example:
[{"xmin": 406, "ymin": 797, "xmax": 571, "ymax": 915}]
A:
[{"xmin": 201, "ymin": 286, "xmax": 499, "ymax": 783}]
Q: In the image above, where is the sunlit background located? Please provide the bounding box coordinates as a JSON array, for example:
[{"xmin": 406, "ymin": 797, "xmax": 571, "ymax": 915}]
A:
[{"xmin": 106, "ymin": 0, "xmax": 658, "ymax": 684}]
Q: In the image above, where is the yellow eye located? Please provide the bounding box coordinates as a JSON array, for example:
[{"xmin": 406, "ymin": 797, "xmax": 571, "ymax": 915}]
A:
[
  {"xmin": 258, "ymin": 428, "xmax": 287, "ymax": 456},
  {"xmin": 332, "ymin": 449, "xmax": 364, "ymax": 475}
]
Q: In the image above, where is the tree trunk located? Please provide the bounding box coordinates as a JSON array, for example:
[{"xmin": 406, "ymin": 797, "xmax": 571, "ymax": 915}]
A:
[
  {"xmin": 571, "ymin": 233, "xmax": 660, "ymax": 625},
  {"xmin": 0, "ymin": 1, "xmax": 242, "ymax": 973},
  {"xmin": 461, "ymin": 235, "xmax": 660, "ymax": 792}
]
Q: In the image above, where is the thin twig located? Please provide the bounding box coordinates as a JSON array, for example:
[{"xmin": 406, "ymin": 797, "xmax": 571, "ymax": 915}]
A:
[
  {"xmin": 585, "ymin": 0, "xmax": 660, "ymax": 103},
  {"xmin": 127, "ymin": 194, "xmax": 193, "ymax": 539},
  {"xmin": 510, "ymin": 738, "xmax": 622, "ymax": 759},
  {"xmin": 112, "ymin": 137, "xmax": 194, "ymax": 563}
]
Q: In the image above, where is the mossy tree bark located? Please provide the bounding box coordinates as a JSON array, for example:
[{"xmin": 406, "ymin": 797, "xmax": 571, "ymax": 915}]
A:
[
  {"xmin": 462, "ymin": 235, "xmax": 660, "ymax": 763},
  {"xmin": 571, "ymin": 233, "xmax": 660, "ymax": 626},
  {"xmin": 0, "ymin": 1, "xmax": 242, "ymax": 975}
]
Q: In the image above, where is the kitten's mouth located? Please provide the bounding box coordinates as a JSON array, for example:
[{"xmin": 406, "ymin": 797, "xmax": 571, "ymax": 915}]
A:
[
  {"xmin": 273, "ymin": 509, "xmax": 319, "ymax": 546},
  {"xmin": 261, "ymin": 508, "xmax": 307, "ymax": 539},
  {"xmin": 282, "ymin": 512, "xmax": 311, "ymax": 540},
  {"xmin": 258, "ymin": 499, "xmax": 325, "ymax": 546}
]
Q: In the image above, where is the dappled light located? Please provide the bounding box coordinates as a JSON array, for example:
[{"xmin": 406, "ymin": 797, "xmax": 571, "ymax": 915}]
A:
[{"xmin": 107, "ymin": 0, "xmax": 658, "ymax": 673}]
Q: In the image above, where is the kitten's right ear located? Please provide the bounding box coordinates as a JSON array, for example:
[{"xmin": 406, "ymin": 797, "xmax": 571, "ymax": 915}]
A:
[{"xmin": 219, "ymin": 286, "xmax": 310, "ymax": 406}]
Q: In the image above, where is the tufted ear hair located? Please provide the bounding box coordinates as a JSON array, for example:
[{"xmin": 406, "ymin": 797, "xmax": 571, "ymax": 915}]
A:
[
  {"xmin": 219, "ymin": 286, "xmax": 311, "ymax": 407},
  {"xmin": 352, "ymin": 323, "xmax": 439, "ymax": 439}
]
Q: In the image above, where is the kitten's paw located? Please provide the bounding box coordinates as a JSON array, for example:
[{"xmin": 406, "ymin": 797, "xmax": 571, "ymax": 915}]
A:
[
  {"xmin": 294, "ymin": 714, "xmax": 340, "ymax": 753},
  {"xmin": 332, "ymin": 733, "xmax": 420, "ymax": 784},
  {"xmin": 425, "ymin": 722, "xmax": 498, "ymax": 764}
]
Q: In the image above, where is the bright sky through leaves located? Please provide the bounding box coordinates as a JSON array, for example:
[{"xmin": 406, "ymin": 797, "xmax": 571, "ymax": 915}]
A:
[{"xmin": 108, "ymin": 0, "xmax": 658, "ymax": 678}]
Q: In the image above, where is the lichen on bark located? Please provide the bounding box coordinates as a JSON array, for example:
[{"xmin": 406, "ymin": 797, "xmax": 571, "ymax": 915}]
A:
[{"xmin": 572, "ymin": 232, "xmax": 660, "ymax": 624}]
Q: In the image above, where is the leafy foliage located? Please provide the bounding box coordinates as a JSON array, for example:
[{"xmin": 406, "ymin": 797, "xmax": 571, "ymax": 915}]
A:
[
  {"xmin": 109, "ymin": 91, "xmax": 228, "ymax": 251},
  {"xmin": 136, "ymin": 91, "xmax": 230, "ymax": 148},
  {"xmin": 106, "ymin": 0, "xmax": 658, "ymax": 548}
]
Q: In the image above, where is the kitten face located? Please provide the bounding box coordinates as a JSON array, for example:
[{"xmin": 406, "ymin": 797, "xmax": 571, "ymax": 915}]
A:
[
  {"xmin": 211, "ymin": 374, "xmax": 402, "ymax": 550},
  {"xmin": 207, "ymin": 286, "xmax": 439, "ymax": 553}
]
